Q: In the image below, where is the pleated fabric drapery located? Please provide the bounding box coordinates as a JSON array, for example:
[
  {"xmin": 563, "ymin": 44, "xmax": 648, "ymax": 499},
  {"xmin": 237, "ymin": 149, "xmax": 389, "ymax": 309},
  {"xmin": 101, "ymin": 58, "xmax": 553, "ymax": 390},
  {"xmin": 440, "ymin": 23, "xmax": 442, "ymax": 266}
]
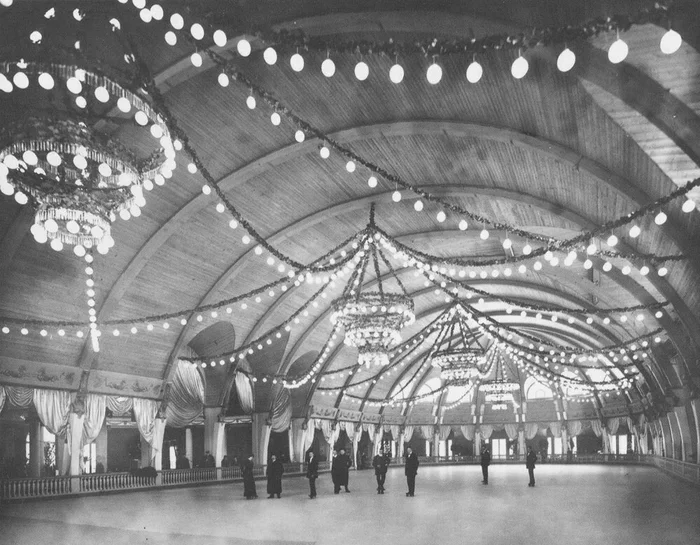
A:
[
  {"xmin": 235, "ymin": 372, "xmax": 254, "ymax": 414},
  {"xmin": 81, "ymin": 394, "xmax": 106, "ymax": 447},
  {"xmin": 567, "ymin": 420, "xmax": 583, "ymax": 437},
  {"xmin": 403, "ymin": 425, "xmax": 415, "ymax": 442},
  {"xmin": 460, "ymin": 424, "xmax": 475, "ymax": 440},
  {"xmin": 32, "ymin": 388, "xmax": 72, "ymax": 436},
  {"xmin": 479, "ymin": 425, "xmax": 494, "ymax": 440},
  {"xmin": 438, "ymin": 425, "xmax": 451, "ymax": 441},
  {"xmin": 607, "ymin": 417, "xmax": 620, "ymax": 435},
  {"xmin": 133, "ymin": 397, "xmax": 159, "ymax": 445},
  {"xmin": 319, "ymin": 419, "xmax": 339, "ymax": 447},
  {"xmin": 504, "ymin": 423, "xmax": 519, "ymax": 440},
  {"xmin": 270, "ymin": 387, "xmax": 292, "ymax": 432},
  {"xmin": 525, "ymin": 423, "xmax": 539, "ymax": 440},
  {"xmin": 390, "ymin": 425, "xmax": 401, "ymax": 440},
  {"xmin": 5, "ymin": 386, "xmax": 33, "ymax": 407},
  {"xmin": 549, "ymin": 421, "xmax": 562, "ymax": 438},
  {"xmin": 165, "ymin": 360, "xmax": 204, "ymax": 428},
  {"xmin": 106, "ymin": 396, "xmax": 133, "ymax": 416},
  {"xmin": 0, "ymin": 387, "xmax": 5, "ymax": 414},
  {"xmin": 590, "ymin": 419, "xmax": 603, "ymax": 437},
  {"xmin": 420, "ymin": 425, "xmax": 434, "ymax": 440},
  {"xmin": 301, "ymin": 419, "xmax": 317, "ymax": 454}
]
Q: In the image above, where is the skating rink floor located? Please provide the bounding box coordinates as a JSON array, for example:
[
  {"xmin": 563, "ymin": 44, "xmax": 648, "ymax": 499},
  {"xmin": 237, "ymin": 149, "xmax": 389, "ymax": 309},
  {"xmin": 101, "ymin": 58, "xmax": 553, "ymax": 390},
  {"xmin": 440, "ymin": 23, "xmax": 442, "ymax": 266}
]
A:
[{"xmin": 2, "ymin": 464, "xmax": 699, "ymax": 545}]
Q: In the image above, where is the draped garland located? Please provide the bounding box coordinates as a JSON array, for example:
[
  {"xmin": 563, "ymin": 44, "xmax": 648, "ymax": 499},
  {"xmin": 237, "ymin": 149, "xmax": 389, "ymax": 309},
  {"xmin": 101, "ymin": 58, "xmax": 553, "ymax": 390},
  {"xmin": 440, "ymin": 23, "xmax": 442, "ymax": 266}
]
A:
[
  {"xmin": 32, "ymin": 388, "xmax": 72, "ymax": 437},
  {"xmin": 504, "ymin": 423, "xmax": 519, "ymax": 440},
  {"xmin": 403, "ymin": 425, "xmax": 415, "ymax": 442},
  {"xmin": 133, "ymin": 397, "xmax": 159, "ymax": 445},
  {"xmin": 460, "ymin": 424, "xmax": 475, "ymax": 441},
  {"xmin": 81, "ymin": 394, "xmax": 106, "ymax": 448},
  {"xmin": 235, "ymin": 371, "xmax": 255, "ymax": 414},
  {"xmin": 270, "ymin": 387, "xmax": 292, "ymax": 432},
  {"xmin": 5, "ymin": 386, "xmax": 33, "ymax": 408},
  {"xmin": 164, "ymin": 360, "xmax": 204, "ymax": 428},
  {"xmin": 479, "ymin": 425, "xmax": 494, "ymax": 440},
  {"xmin": 525, "ymin": 423, "xmax": 540, "ymax": 440},
  {"xmin": 106, "ymin": 395, "xmax": 133, "ymax": 416}
]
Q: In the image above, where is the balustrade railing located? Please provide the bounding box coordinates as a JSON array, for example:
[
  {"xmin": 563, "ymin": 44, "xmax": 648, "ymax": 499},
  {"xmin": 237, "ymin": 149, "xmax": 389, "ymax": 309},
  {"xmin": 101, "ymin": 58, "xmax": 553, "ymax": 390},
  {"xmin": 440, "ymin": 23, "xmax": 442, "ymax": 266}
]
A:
[
  {"xmin": 1, "ymin": 475, "xmax": 72, "ymax": 499},
  {"xmin": 649, "ymin": 455, "xmax": 700, "ymax": 485}
]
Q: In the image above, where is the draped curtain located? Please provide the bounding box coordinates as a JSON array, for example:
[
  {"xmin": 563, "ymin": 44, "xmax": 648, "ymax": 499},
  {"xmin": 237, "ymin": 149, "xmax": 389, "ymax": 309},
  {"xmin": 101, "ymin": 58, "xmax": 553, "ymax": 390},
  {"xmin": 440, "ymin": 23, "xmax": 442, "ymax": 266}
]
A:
[
  {"xmin": 390, "ymin": 425, "xmax": 401, "ymax": 440},
  {"xmin": 33, "ymin": 388, "xmax": 72, "ymax": 436},
  {"xmin": 525, "ymin": 423, "xmax": 539, "ymax": 440},
  {"xmin": 6, "ymin": 386, "xmax": 33, "ymax": 407},
  {"xmin": 81, "ymin": 394, "xmax": 106, "ymax": 447},
  {"xmin": 0, "ymin": 387, "xmax": 5, "ymax": 414},
  {"xmin": 479, "ymin": 425, "xmax": 494, "ymax": 440},
  {"xmin": 460, "ymin": 425, "xmax": 475, "ymax": 440},
  {"xmin": 607, "ymin": 417, "xmax": 620, "ymax": 435},
  {"xmin": 165, "ymin": 360, "xmax": 204, "ymax": 427},
  {"xmin": 438, "ymin": 425, "xmax": 451, "ymax": 441},
  {"xmin": 270, "ymin": 387, "xmax": 292, "ymax": 432},
  {"xmin": 549, "ymin": 422, "xmax": 562, "ymax": 438},
  {"xmin": 235, "ymin": 372, "xmax": 254, "ymax": 414},
  {"xmin": 319, "ymin": 419, "xmax": 339, "ymax": 447},
  {"xmin": 504, "ymin": 423, "xmax": 519, "ymax": 440},
  {"xmin": 567, "ymin": 420, "xmax": 583, "ymax": 437},
  {"xmin": 106, "ymin": 396, "xmax": 133, "ymax": 416},
  {"xmin": 301, "ymin": 419, "xmax": 317, "ymax": 454},
  {"xmin": 420, "ymin": 425, "xmax": 434, "ymax": 440},
  {"xmin": 590, "ymin": 419, "xmax": 603, "ymax": 437},
  {"xmin": 403, "ymin": 425, "xmax": 414, "ymax": 442},
  {"xmin": 133, "ymin": 398, "xmax": 159, "ymax": 445}
]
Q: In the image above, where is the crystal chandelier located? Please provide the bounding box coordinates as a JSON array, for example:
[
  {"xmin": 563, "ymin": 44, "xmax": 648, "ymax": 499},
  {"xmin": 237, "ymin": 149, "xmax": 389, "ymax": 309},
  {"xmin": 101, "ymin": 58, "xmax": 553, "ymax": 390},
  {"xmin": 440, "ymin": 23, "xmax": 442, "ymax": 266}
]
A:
[
  {"xmin": 330, "ymin": 217, "xmax": 414, "ymax": 367},
  {"xmin": 0, "ymin": 62, "xmax": 176, "ymax": 255},
  {"xmin": 480, "ymin": 348, "xmax": 520, "ymax": 404},
  {"xmin": 431, "ymin": 303, "xmax": 489, "ymax": 386}
]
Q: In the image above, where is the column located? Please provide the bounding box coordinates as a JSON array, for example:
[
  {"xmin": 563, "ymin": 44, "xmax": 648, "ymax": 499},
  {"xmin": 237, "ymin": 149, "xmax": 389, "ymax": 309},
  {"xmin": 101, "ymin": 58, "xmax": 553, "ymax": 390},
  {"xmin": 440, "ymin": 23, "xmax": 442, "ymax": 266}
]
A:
[
  {"xmin": 204, "ymin": 408, "xmax": 226, "ymax": 466},
  {"xmin": 474, "ymin": 432, "xmax": 481, "ymax": 457},
  {"xmin": 68, "ymin": 412, "xmax": 84, "ymax": 476},
  {"xmin": 152, "ymin": 418, "xmax": 166, "ymax": 472},
  {"xmin": 601, "ymin": 428, "xmax": 610, "ymax": 455},
  {"xmin": 28, "ymin": 419, "xmax": 43, "ymax": 478},
  {"xmin": 432, "ymin": 435, "xmax": 440, "ymax": 461},
  {"xmin": 252, "ymin": 413, "xmax": 271, "ymax": 464},
  {"xmin": 660, "ymin": 416, "xmax": 674, "ymax": 458},
  {"xmin": 560, "ymin": 428, "xmax": 568, "ymax": 459},
  {"xmin": 290, "ymin": 418, "xmax": 306, "ymax": 462},
  {"xmin": 94, "ymin": 426, "xmax": 108, "ymax": 473},
  {"xmin": 673, "ymin": 406, "xmax": 692, "ymax": 462},
  {"xmin": 518, "ymin": 429, "xmax": 525, "ymax": 461},
  {"xmin": 185, "ymin": 427, "xmax": 193, "ymax": 465},
  {"xmin": 691, "ymin": 399, "xmax": 700, "ymax": 464}
]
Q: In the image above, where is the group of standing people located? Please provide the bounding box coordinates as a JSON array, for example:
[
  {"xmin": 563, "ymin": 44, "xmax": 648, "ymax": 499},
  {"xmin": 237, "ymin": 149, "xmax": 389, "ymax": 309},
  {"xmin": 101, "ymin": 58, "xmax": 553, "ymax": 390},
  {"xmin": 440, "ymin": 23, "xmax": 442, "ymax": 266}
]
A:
[
  {"xmin": 240, "ymin": 453, "xmax": 284, "ymax": 500},
  {"xmin": 480, "ymin": 445, "xmax": 538, "ymax": 487}
]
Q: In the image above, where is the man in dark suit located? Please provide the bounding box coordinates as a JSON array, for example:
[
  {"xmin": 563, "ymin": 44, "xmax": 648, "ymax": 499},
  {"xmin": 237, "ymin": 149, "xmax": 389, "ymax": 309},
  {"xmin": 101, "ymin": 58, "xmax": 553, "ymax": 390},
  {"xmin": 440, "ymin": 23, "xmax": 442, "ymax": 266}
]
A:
[
  {"xmin": 372, "ymin": 449, "xmax": 389, "ymax": 494},
  {"xmin": 337, "ymin": 448, "xmax": 352, "ymax": 492},
  {"xmin": 526, "ymin": 445, "xmax": 537, "ymax": 487},
  {"xmin": 306, "ymin": 451, "xmax": 319, "ymax": 498},
  {"xmin": 481, "ymin": 445, "xmax": 491, "ymax": 484},
  {"xmin": 404, "ymin": 447, "xmax": 419, "ymax": 497}
]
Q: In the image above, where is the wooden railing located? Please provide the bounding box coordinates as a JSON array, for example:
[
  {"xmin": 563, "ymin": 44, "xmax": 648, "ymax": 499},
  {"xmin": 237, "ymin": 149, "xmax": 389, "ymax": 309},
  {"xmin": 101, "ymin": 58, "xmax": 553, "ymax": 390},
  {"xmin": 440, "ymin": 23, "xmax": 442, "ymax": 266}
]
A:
[{"xmin": 2, "ymin": 455, "xmax": 692, "ymax": 501}]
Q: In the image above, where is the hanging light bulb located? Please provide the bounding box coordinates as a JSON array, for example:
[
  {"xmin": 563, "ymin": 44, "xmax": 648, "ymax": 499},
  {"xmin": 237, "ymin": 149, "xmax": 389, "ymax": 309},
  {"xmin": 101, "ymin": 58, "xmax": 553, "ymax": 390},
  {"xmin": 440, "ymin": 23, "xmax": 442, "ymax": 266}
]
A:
[
  {"xmin": 354, "ymin": 61, "xmax": 369, "ymax": 81},
  {"xmin": 368, "ymin": 176, "xmax": 378, "ymax": 188},
  {"xmin": 389, "ymin": 63, "xmax": 404, "ymax": 83},
  {"xmin": 319, "ymin": 146, "xmax": 330, "ymax": 159},
  {"xmin": 522, "ymin": 244, "xmax": 532, "ymax": 255},
  {"xmin": 458, "ymin": 220, "xmax": 468, "ymax": 231},
  {"xmin": 682, "ymin": 199, "xmax": 695, "ymax": 213},
  {"xmin": 38, "ymin": 72, "xmax": 54, "ymax": 90},
  {"xmin": 213, "ymin": 29, "xmax": 227, "ymax": 48},
  {"xmin": 436, "ymin": 211, "xmax": 446, "ymax": 222},
  {"xmin": 414, "ymin": 200, "xmax": 424, "ymax": 212},
  {"xmin": 346, "ymin": 161, "xmax": 356, "ymax": 173},
  {"xmin": 557, "ymin": 47, "xmax": 576, "ymax": 72},
  {"xmin": 263, "ymin": 47, "xmax": 277, "ymax": 65},
  {"xmin": 321, "ymin": 58, "xmax": 336, "ymax": 78},
  {"xmin": 583, "ymin": 259, "xmax": 593, "ymax": 269},
  {"xmin": 502, "ymin": 237, "xmax": 512, "ymax": 249},
  {"xmin": 607, "ymin": 234, "xmax": 618, "ymax": 247},
  {"xmin": 602, "ymin": 261, "xmax": 612, "ymax": 272},
  {"xmin": 480, "ymin": 228, "xmax": 489, "ymax": 240},
  {"xmin": 290, "ymin": 52, "xmax": 304, "ymax": 72},
  {"xmin": 218, "ymin": 72, "xmax": 229, "ymax": 87},
  {"xmin": 236, "ymin": 39, "xmax": 251, "ymax": 57},
  {"xmin": 654, "ymin": 211, "xmax": 667, "ymax": 225},
  {"xmin": 270, "ymin": 112, "xmax": 281, "ymax": 125},
  {"xmin": 190, "ymin": 23, "xmax": 204, "ymax": 40},
  {"xmin": 608, "ymin": 34, "xmax": 629, "ymax": 64},
  {"xmin": 426, "ymin": 62, "xmax": 442, "ymax": 84},
  {"xmin": 511, "ymin": 54, "xmax": 528, "ymax": 79},
  {"xmin": 629, "ymin": 224, "xmax": 641, "ymax": 238},
  {"xmin": 190, "ymin": 52, "xmax": 203, "ymax": 67},
  {"xmin": 466, "ymin": 59, "xmax": 483, "ymax": 83},
  {"xmin": 660, "ymin": 29, "xmax": 682, "ymax": 55},
  {"xmin": 657, "ymin": 266, "xmax": 668, "ymax": 277},
  {"xmin": 392, "ymin": 190, "xmax": 402, "ymax": 202}
]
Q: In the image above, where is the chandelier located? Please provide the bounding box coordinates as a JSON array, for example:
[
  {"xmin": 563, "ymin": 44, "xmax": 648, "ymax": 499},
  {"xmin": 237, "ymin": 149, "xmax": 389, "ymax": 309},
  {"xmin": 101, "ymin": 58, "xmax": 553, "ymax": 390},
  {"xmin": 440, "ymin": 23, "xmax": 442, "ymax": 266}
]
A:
[
  {"xmin": 480, "ymin": 348, "xmax": 520, "ymax": 404},
  {"xmin": 0, "ymin": 61, "xmax": 176, "ymax": 255},
  {"xmin": 330, "ymin": 215, "xmax": 414, "ymax": 367},
  {"xmin": 431, "ymin": 303, "xmax": 488, "ymax": 386}
]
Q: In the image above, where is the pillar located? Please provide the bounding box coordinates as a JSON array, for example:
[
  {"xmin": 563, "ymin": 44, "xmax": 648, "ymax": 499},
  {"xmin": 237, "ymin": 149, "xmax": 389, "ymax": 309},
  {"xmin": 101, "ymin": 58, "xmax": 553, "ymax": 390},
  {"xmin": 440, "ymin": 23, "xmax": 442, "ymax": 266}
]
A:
[
  {"xmin": 204, "ymin": 408, "xmax": 226, "ymax": 466},
  {"xmin": 151, "ymin": 418, "xmax": 166, "ymax": 471},
  {"xmin": 601, "ymin": 428, "xmax": 610, "ymax": 455},
  {"xmin": 660, "ymin": 416, "xmax": 674, "ymax": 458},
  {"xmin": 691, "ymin": 399, "xmax": 700, "ymax": 464},
  {"xmin": 673, "ymin": 406, "xmax": 693, "ymax": 462},
  {"xmin": 432, "ymin": 435, "xmax": 439, "ymax": 461},
  {"xmin": 474, "ymin": 432, "xmax": 481, "ymax": 456},
  {"xmin": 28, "ymin": 419, "xmax": 43, "ymax": 478},
  {"xmin": 252, "ymin": 413, "xmax": 271, "ymax": 464},
  {"xmin": 518, "ymin": 430, "xmax": 525, "ymax": 460},
  {"xmin": 185, "ymin": 427, "xmax": 193, "ymax": 464},
  {"xmin": 290, "ymin": 418, "xmax": 307, "ymax": 462},
  {"xmin": 560, "ymin": 429, "xmax": 568, "ymax": 458},
  {"xmin": 68, "ymin": 412, "xmax": 85, "ymax": 476},
  {"xmin": 95, "ymin": 425, "xmax": 108, "ymax": 472}
]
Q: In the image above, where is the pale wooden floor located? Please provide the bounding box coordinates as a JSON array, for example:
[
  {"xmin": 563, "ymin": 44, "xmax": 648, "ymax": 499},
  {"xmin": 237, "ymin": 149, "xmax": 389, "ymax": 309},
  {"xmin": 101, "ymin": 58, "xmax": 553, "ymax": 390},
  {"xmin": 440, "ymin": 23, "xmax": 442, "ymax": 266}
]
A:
[{"xmin": 2, "ymin": 464, "xmax": 699, "ymax": 545}]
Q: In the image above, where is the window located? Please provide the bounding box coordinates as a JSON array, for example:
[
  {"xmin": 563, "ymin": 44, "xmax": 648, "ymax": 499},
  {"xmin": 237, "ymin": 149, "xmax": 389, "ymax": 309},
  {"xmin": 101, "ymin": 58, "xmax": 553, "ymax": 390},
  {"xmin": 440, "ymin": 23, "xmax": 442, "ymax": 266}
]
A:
[
  {"xmin": 618, "ymin": 435, "xmax": 627, "ymax": 454},
  {"xmin": 169, "ymin": 446, "xmax": 177, "ymax": 469},
  {"xmin": 25, "ymin": 432, "xmax": 30, "ymax": 463},
  {"xmin": 492, "ymin": 438, "xmax": 507, "ymax": 458},
  {"xmin": 524, "ymin": 376, "xmax": 553, "ymax": 400},
  {"xmin": 553, "ymin": 437, "xmax": 562, "ymax": 455}
]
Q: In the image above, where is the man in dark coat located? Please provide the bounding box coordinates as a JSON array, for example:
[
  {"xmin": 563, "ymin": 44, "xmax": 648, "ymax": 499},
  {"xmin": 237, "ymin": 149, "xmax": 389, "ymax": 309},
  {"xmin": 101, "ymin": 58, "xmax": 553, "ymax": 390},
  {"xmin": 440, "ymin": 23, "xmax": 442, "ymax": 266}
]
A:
[
  {"xmin": 404, "ymin": 447, "xmax": 419, "ymax": 497},
  {"xmin": 337, "ymin": 448, "xmax": 352, "ymax": 492},
  {"xmin": 242, "ymin": 454, "xmax": 257, "ymax": 499},
  {"xmin": 266, "ymin": 454, "xmax": 284, "ymax": 498},
  {"xmin": 372, "ymin": 449, "xmax": 389, "ymax": 494},
  {"xmin": 306, "ymin": 451, "xmax": 319, "ymax": 499},
  {"xmin": 526, "ymin": 445, "xmax": 537, "ymax": 487},
  {"xmin": 481, "ymin": 445, "xmax": 491, "ymax": 484},
  {"xmin": 331, "ymin": 449, "xmax": 341, "ymax": 494}
]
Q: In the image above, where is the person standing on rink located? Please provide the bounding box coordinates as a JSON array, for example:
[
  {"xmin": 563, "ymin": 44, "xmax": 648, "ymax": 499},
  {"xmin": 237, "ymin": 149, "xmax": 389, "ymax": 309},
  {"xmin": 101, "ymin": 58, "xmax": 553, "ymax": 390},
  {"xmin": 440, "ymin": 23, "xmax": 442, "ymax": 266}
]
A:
[
  {"xmin": 481, "ymin": 445, "xmax": 491, "ymax": 485},
  {"xmin": 372, "ymin": 449, "xmax": 389, "ymax": 494},
  {"xmin": 526, "ymin": 445, "xmax": 537, "ymax": 487},
  {"xmin": 337, "ymin": 448, "xmax": 352, "ymax": 492},
  {"xmin": 404, "ymin": 447, "xmax": 419, "ymax": 497},
  {"xmin": 242, "ymin": 454, "xmax": 257, "ymax": 500},
  {"xmin": 266, "ymin": 454, "xmax": 284, "ymax": 498}
]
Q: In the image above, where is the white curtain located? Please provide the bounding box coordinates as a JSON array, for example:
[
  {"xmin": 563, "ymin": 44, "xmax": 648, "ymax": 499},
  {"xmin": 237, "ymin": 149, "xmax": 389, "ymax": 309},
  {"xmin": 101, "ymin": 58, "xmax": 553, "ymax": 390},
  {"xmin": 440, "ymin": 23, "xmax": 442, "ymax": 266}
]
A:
[
  {"xmin": 439, "ymin": 425, "xmax": 451, "ymax": 441},
  {"xmin": 460, "ymin": 425, "xmax": 475, "ymax": 440},
  {"xmin": 270, "ymin": 387, "xmax": 292, "ymax": 432},
  {"xmin": 504, "ymin": 423, "xmax": 519, "ymax": 440},
  {"xmin": 301, "ymin": 419, "xmax": 317, "ymax": 454},
  {"xmin": 549, "ymin": 422, "xmax": 562, "ymax": 438},
  {"xmin": 106, "ymin": 396, "xmax": 133, "ymax": 416},
  {"xmin": 591, "ymin": 419, "xmax": 603, "ymax": 437},
  {"xmin": 133, "ymin": 397, "xmax": 159, "ymax": 445},
  {"xmin": 33, "ymin": 388, "xmax": 72, "ymax": 436},
  {"xmin": 479, "ymin": 425, "xmax": 494, "ymax": 440},
  {"xmin": 165, "ymin": 360, "xmax": 204, "ymax": 427},
  {"xmin": 320, "ymin": 419, "xmax": 339, "ymax": 447},
  {"xmin": 525, "ymin": 423, "xmax": 539, "ymax": 440},
  {"xmin": 567, "ymin": 420, "xmax": 583, "ymax": 437},
  {"xmin": 421, "ymin": 425, "xmax": 434, "ymax": 440},
  {"xmin": 0, "ymin": 387, "xmax": 5, "ymax": 414},
  {"xmin": 403, "ymin": 425, "xmax": 414, "ymax": 442},
  {"xmin": 6, "ymin": 386, "xmax": 33, "ymax": 407},
  {"xmin": 607, "ymin": 417, "xmax": 620, "ymax": 435},
  {"xmin": 390, "ymin": 425, "xmax": 401, "ymax": 440},
  {"xmin": 235, "ymin": 372, "xmax": 254, "ymax": 414},
  {"xmin": 81, "ymin": 394, "xmax": 106, "ymax": 448}
]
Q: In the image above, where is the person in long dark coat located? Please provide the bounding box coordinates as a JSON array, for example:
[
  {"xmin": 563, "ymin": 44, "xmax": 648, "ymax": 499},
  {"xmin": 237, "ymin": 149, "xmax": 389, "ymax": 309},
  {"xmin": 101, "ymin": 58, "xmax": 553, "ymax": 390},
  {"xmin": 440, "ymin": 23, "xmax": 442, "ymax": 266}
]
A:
[
  {"xmin": 266, "ymin": 454, "xmax": 284, "ymax": 498},
  {"xmin": 337, "ymin": 448, "xmax": 352, "ymax": 492},
  {"xmin": 526, "ymin": 445, "xmax": 537, "ymax": 487},
  {"xmin": 242, "ymin": 454, "xmax": 257, "ymax": 499},
  {"xmin": 306, "ymin": 451, "xmax": 319, "ymax": 499},
  {"xmin": 330, "ymin": 449, "xmax": 340, "ymax": 494},
  {"xmin": 404, "ymin": 447, "xmax": 419, "ymax": 497},
  {"xmin": 480, "ymin": 445, "xmax": 491, "ymax": 485},
  {"xmin": 373, "ymin": 450, "xmax": 389, "ymax": 494}
]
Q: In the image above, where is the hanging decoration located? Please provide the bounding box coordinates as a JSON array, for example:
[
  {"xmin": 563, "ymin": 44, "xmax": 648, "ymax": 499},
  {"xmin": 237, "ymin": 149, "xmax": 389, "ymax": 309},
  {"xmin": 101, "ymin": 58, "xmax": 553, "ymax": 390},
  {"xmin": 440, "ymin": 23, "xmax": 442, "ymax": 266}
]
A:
[{"xmin": 479, "ymin": 347, "xmax": 520, "ymax": 404}]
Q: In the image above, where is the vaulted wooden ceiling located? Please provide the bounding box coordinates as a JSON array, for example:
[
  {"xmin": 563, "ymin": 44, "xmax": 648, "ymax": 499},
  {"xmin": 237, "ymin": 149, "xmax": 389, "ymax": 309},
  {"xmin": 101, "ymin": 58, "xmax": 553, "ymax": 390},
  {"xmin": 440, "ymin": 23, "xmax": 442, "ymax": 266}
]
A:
[{"xmin": 1, "ymin": 0, "xmax": 699, "ymax": 421}]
